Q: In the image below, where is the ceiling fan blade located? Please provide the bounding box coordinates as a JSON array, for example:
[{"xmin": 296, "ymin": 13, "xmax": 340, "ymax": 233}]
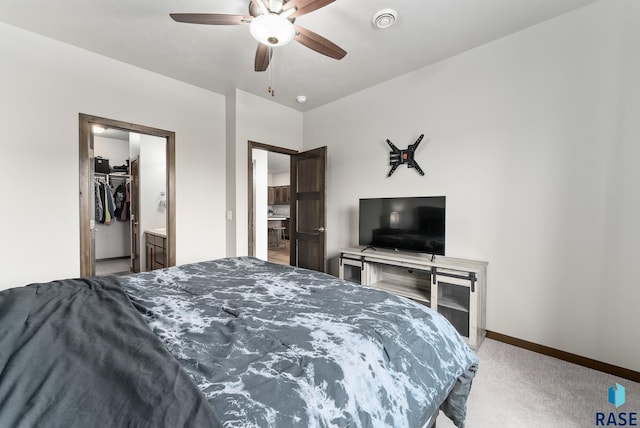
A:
[
  {"xmin": 294, "ymin": 25, "xmax": 346, "ymax": 60},
  {"xmin": 284, "ymin": 0, "xmax": 335, "ymax": 18},
  {"xmin": 255, "ymin": 43, "xmax": 271, "ymax": 72},
  {"xmin": 170, "ymin": 13, "xmax": 250, "ymax": 25}
]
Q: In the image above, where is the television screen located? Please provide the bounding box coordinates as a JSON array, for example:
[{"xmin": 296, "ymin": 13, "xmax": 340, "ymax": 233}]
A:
[{"xmin": 359, "ymin": 196, "xmax": 446, "ymax": 255}]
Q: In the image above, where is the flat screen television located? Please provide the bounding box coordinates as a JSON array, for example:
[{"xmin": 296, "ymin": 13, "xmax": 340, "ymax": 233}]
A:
[{"xmin": 359, "ymin": 196, "xmax": 446, "ymax": 255}]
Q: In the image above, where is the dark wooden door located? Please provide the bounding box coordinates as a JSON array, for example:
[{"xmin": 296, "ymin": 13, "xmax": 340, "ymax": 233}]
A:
[
  {"xmin": 130, "ymin": 158, "xmax": 140, "ymax": 272},
  {"xmin": 290, "ymin": 146, "xmax": 327, "ymax": 273}
]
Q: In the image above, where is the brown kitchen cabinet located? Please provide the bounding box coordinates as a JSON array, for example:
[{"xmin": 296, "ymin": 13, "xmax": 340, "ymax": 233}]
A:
[
  {"xmin": 268, "ymin": 185, "xmax": 289, "ymax": 205},
  {"xmin": 275, "ymin": 186, "xmax": 289, "ymax": 204}
]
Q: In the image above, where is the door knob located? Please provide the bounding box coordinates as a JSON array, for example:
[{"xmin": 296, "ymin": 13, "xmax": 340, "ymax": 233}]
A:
[{"xmin": 314, "ymin": 227, "xmax": 326, "ymax": 232}]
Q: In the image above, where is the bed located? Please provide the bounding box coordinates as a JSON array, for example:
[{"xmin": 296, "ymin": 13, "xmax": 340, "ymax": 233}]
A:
[{"xmin": 0, "ymin": 257, "xmax": 477, "ymax": 427}]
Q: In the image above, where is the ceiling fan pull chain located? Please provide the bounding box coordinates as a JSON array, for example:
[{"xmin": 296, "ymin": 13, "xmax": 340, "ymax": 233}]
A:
[{"xmin": 268, "ymin": 47, "xmax": 275, "ymax": 96}]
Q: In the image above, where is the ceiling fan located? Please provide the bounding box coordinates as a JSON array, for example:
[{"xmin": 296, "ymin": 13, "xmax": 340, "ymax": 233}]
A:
[{"xmin": 170, "ymin": 0, "xmax": 347, "ymax": 72}]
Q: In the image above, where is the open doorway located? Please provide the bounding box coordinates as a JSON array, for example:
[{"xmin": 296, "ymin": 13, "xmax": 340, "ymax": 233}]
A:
[
  {"xmin": 249, "ymin": 142, "xmax": 297, "ymax": 266},
  {"xmin": 93, "ymin": 127, "xmax": 134, "ymax": 275},
  {"xmin": 266, "ymin": 151, "xmax": 291, "ymax": 265},
  {"xmin": 248, "ymin": 141, "xmax": 328, "ymax": 273},
  {"xmin": 79, "ymin": 114, "xmax": 176, "ymax": 277},
  {"xmin": 92, "ymin": 129, "xmax": 167, "ymax": 275}
]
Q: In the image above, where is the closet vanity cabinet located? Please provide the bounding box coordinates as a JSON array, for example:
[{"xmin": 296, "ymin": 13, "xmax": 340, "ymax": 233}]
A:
[
  {"xmin": 339, "ymin": 247, "xmax": 487, "ymax": 349},
  {"xmin": 145, "ymin": 229, "xmax": 167, "ymax": 271}
]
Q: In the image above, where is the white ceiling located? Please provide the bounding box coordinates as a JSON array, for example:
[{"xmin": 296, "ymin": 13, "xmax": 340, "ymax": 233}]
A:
[{"xmin": 1, "ymin": 0, "xmax": 598, "ymax": 111}]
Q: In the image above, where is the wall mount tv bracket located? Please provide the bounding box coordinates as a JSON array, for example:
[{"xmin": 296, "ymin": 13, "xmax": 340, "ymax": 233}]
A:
[{"xmin": 386, "ymin": 134, "xmax": 425, "ymax": 177}]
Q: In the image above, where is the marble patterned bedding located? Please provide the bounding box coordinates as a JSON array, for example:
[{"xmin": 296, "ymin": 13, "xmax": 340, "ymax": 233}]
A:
[{"xmin": 119, "ymin": 257, "xmax": 478, "ymax": 427}]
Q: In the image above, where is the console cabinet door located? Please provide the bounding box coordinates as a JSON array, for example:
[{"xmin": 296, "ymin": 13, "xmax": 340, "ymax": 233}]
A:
[{"xmin": 434, "ymin": 274, "xmax": 476, "ymax": 347}]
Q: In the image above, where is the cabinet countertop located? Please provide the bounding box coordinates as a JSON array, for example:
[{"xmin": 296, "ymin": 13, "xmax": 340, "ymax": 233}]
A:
[
  {"xmin": 145, "ymin": 228, "xmax": 166, "ymax": 238},
  {"xmin": 268, "ymin": 217, "xmax": 289, "ymax": 221}
]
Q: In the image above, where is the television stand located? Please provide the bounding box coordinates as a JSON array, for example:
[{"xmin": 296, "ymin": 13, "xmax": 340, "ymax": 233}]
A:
[
  {"xmin": 339, "ymin": 246, "xmax": 487, "ymax": 349},
  {"xmin": 360, "ymin": 245, "xmax": 377, "ymax": 252}
]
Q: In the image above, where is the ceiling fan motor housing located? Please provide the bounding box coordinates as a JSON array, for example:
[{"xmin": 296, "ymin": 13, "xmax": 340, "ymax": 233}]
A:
[{"xmin": 250, "ymin": 0, "xmax": 287, "ymax": 16}]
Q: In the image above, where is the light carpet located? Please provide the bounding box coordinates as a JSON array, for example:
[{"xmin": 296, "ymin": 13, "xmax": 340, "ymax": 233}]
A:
[{"xmin": 437, "ymin": 338, "xmax": 640, "ymax": 427}]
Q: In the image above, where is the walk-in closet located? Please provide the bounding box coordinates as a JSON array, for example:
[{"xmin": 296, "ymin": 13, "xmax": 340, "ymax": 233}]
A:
[{"xmin": 93, "ymin": 128, "xmax": 166, "ymax": 276}]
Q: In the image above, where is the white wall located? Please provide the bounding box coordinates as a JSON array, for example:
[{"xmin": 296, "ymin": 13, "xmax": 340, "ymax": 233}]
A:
[
  {"xmin": 597, "ymin": 0, "xmax": 640, "ymax": 371},
  {"xmin": 269, "ymin": 171, "xmax": 290, "ymax": 186},
  {"xmin": 0, "ymin": 23, "xmax": 226, "ymax": 289},
  {"xmin": 225, "ymin": 95, "xmax": 237, "ymax": 258},
  {"xmin": 252, "ymin": 149, "xmax": 269, "ymax": 261},
  {"xmin": 303, "ymin": 0, "xmax": 639, "ymax": 372},
  {"xmin": 2, "ymin": 0, "xmax": 636, "ymax": 374},
  {"xmin": 231, "ymin": 89, "xmax": 303, "ymax": 256}
]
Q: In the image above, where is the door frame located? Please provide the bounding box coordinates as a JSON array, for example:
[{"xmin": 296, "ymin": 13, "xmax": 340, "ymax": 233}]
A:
[
  {"xmin": 79, "ymin": 113, "xmax": 176, "ymax": 276},
  {"xmin": 247, "ymin": 141, "xmax": 297, "ymax": 261}
]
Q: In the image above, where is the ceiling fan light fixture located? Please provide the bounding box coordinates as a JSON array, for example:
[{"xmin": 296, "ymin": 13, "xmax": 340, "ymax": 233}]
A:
[{"xmin": 250, "ymin": 13, "xmax": 295, "ymax": 46}]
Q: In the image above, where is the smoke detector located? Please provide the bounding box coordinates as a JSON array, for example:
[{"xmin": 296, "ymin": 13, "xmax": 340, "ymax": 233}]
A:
[{"xmin": 372, "ymin": 9, "xmax": 398, "ymax": 29}]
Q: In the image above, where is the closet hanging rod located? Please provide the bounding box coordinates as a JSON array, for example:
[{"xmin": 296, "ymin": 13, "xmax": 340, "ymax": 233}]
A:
[{"xmin": 95, "ymin": 173, "xmax": 129, "ymax": 178}]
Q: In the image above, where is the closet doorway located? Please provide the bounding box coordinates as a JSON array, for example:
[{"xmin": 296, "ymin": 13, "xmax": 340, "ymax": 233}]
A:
[{"xmin": 79, "ymin": 114, "xmax": 176, "ymax": 277}]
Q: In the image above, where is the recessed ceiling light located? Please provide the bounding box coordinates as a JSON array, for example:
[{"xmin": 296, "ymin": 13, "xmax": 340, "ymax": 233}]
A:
[
  {"xmin": 372, "ymin": 8, "xmax": 398, "ymax": 29},
  {"xmin": 296, "ymin": 95, "xmax": 307, "ymax": 104},
  {"xmin": 92, "ymin": 125, "xmax": 105, "ymax": 134}
]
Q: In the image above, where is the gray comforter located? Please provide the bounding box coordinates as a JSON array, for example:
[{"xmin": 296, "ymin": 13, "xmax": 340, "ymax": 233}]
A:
[
  {"xmin": 120, "ymin": 257, "xmax": 478, "ymax": 427},
  {"xmin": 0, "ymin": 276, "xmax": 220, "ymax": 428}
]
